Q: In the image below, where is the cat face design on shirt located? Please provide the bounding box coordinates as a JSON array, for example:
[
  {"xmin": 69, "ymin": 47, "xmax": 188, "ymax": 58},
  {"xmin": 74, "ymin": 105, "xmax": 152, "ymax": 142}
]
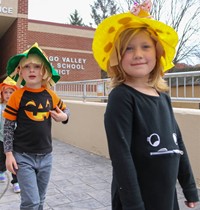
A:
[{"xmin": 147, "ymin": 133, "xmax": 183, "ymax": 156}]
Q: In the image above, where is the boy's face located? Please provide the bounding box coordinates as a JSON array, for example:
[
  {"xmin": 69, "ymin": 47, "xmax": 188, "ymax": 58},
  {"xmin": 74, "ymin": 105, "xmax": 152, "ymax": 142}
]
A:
[
  {"xmin": 2, "ymin": 88, "xmax": 15, "ymax": 103},
  {"xmin": 20, "ymin": 61, "xmax": 43, "ymax": 89}
]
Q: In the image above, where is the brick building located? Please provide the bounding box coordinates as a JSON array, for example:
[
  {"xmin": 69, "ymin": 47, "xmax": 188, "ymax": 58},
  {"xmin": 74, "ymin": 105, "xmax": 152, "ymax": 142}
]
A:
[{"xmin": 0, "ymin": 0, "xmax": 101, "ymax": 82}]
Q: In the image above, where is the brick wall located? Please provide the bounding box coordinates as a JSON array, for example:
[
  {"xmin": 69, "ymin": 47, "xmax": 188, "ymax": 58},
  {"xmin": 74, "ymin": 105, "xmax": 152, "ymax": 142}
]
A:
[
  {"xmin": 0, "ymin": 0, "xmax": 28, "ymax": 81},
  {"xmin": 0, "ymin": 0, "xmax": 101, "ymax": 82},
  {"xmin": 16, "ymin": 0, "xmax": 28, "ymax": 53},
  {"xmin": 16, "ymin": 18, "xmax": 28, "ymax": 53},
  {"xmin": 28, "ymin": 21, "xmax": 101, "ymax": 81},
  {"xmin": 18, "ymin": 0, "xmax": 28, "ymax": 14}
]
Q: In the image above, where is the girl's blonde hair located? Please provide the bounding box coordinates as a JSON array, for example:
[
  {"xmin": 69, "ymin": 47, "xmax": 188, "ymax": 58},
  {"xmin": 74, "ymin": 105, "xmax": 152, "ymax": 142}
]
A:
[{"xmin": 107, "ymin": 28, "xmax": 169, "ymax": 92}]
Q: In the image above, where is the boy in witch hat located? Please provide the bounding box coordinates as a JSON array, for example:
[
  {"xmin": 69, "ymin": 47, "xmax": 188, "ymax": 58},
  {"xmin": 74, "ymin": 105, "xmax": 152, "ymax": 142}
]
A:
[{"xmin": 3, "ymin": 43, "xmax": 70, "ymax": 209}]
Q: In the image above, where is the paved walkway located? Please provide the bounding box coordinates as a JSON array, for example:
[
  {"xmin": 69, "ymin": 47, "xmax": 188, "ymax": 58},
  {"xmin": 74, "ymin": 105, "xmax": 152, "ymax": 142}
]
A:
[{"xmin": 0, "ymin": 139, "xmax": 199, "ymax": 210}]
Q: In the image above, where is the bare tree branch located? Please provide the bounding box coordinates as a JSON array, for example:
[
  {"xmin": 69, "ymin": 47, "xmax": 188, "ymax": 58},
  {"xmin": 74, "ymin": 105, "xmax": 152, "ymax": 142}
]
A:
[
  {"xmin": 147, "ymin": 0, "xmax": 200, "ymax": 64},
  {"xmin": 90, "ymin": 0, "xmax": 119, "ymax": 26}
]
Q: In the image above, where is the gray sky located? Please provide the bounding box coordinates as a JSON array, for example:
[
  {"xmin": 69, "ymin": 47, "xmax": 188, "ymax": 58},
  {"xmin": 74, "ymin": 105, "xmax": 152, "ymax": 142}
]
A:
[{"xmin": 28, "ymin": 0, "xmax": 95, "ymax": 25}]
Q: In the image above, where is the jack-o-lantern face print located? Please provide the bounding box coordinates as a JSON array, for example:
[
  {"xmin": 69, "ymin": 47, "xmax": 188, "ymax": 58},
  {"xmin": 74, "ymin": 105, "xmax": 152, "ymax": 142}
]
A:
[{"xmin": 24, "ymin": 99, "xmax": 50, "ymax": 121}]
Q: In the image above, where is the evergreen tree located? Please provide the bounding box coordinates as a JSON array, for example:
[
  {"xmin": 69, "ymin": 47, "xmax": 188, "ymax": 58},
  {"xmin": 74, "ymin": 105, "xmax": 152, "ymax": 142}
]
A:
[{"xmin": 69, "ymin": 9, "xmax": 85, "ymax": 26}]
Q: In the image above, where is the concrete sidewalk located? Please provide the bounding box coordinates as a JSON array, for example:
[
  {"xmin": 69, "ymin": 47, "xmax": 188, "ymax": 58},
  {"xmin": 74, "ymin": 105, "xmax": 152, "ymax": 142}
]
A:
[{"xmin": 0, "ymin": 139, "xmax": 199, "ymax": 210}]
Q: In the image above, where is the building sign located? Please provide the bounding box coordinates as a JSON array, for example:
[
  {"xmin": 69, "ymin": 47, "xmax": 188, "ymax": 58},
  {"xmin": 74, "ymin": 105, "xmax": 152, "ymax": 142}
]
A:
[
  {"xmin": 0, "ymin": 0, "xmax": 17, "ymax": 16},
  {"xmin": 49, "ymin": 56, "xmax": 87, "ymax": 75}
]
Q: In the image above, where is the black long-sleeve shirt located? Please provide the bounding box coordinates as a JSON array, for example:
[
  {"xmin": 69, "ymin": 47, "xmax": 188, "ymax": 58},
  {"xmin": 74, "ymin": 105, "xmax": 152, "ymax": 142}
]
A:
[{"xmin": 104, "ymin": 84, "xmax": 199, "ymax": 210}]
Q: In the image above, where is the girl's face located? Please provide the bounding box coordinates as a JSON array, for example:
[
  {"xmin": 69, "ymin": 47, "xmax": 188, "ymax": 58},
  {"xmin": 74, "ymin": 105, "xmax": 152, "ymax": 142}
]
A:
[
  {"xmin": 2, "ymin": 88, "xmax": 15, "ymax": 103},
  {"xmin": 21, "ymin": 62, "xmax": 43, "ymax": 89},
  {"xmin": 121, "ymin": 31, "xmax": 156, "ymax": 83}
]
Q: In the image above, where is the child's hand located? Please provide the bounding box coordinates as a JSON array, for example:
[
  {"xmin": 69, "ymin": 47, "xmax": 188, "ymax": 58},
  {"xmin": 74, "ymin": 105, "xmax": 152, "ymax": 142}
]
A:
[
  {"xmin": 50, "ymin": 106, "xmax": 68, "ymax": 122},
  {"xmin": 5, "ymin": 152, "xmax": 18, "ymax": 175},
  {"xmin": 185, "ymin": 201, "xmax": 197, "ymax": 208}
]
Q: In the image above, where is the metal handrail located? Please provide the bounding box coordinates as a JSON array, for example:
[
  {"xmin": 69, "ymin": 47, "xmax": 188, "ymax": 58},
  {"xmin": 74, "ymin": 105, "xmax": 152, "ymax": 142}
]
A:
[{"xmin": 53, "ymin": 71, "xmax": 200, "ymax": 102}]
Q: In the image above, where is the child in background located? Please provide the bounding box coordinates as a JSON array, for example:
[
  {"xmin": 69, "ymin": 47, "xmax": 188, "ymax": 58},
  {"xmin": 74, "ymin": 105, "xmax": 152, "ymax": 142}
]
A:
[
  {"xmin": 0, "ymin": 77, "xmax": 20, "ymax": 193},
  {"xmin": 3, "ymin": 42, "xmax": 70, "ymax": 210},
  {"xmin": 92, "ymin": 0, "xmax": 199, "ymax": 209}
]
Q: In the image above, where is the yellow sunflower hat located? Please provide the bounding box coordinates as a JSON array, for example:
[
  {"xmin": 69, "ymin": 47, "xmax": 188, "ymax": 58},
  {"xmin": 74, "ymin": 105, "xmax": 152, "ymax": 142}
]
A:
[{"xmin": 92, "ymin": 0, "xmax": 178, "ymax": 72}]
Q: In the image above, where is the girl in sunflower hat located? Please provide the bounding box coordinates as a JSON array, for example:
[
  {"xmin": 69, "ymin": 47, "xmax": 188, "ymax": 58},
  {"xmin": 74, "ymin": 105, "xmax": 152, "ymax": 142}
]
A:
[
  {"xmin": 0, "ymin": 77, "xmax": 21, "ymax": 193},
  {"xmin": 92, "ymin": 0, "xmax": 199, "ymax": 209},
  {"xmin": 3, "ymin": 43, "xmax": 70, "ymax": 209}
]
